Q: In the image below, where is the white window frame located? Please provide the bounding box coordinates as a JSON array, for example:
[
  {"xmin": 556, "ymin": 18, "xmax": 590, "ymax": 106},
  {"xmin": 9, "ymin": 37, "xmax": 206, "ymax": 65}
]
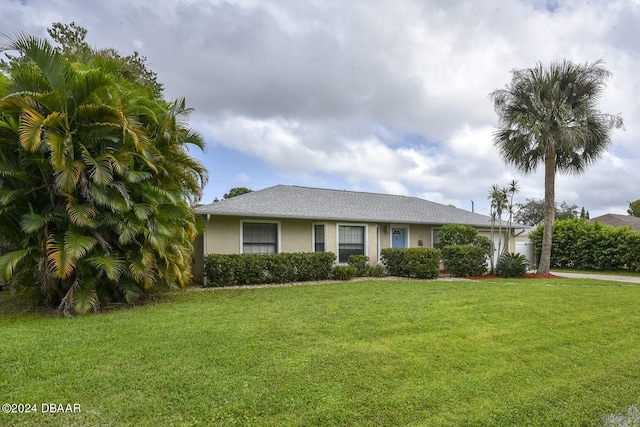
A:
[
  {"xmin": 431, "ymin": 227, "xmax": 441, "ymax": 249},
  {"xmin": 336, "ymin": 223, "xmax": 368, "ymax": 264},
  {"xmin": 240, "ymin": 220, "xmax": 281, "ymax": 254},
  {"xmin": 312, "ymin": 222, "xmax": 328, "ymax": 252}
]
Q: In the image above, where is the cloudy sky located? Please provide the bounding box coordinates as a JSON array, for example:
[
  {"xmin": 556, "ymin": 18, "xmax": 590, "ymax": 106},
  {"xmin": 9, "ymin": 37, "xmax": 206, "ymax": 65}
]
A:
[{"xmin": 2, "ymin": 0, "xmax": 638, "ymax": 217}]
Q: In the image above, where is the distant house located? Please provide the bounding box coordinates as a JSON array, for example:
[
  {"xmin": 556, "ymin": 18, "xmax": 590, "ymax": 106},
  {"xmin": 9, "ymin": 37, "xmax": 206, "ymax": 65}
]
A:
[
  {"xmin": 589, "ymin": 213, "xmax": 640, "ymax": 232},
  {"xmin": 193, "ymin": 185, "xmax": 526, "ymax": 282}
]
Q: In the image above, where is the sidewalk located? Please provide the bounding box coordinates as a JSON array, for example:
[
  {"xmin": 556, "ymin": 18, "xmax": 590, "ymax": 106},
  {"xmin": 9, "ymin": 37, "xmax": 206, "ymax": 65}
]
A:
[{"xmin": 550, "ymin": 271, "xmax": 640, "ymax": 284}]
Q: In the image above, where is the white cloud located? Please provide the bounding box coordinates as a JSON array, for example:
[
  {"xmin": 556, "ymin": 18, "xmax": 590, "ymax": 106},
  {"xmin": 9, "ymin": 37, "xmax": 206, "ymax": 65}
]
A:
[{"xmin": 2, "ymin": 0, "xmax": 639, "ymax": 216}]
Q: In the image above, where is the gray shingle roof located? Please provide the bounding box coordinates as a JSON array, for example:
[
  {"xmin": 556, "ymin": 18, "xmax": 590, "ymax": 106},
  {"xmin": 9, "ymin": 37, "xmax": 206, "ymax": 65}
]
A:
[
  {"xmin": 590, "ymin": 213, "xmax": 640, "ymax": 232},
  {"xmin": 195, "ymin": 185, "xmax": 506, "ymax": 228}
]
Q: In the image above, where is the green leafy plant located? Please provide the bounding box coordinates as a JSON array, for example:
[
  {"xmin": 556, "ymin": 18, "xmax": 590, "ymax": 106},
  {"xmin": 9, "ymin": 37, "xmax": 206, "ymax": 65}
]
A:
[
  {"xmin": 367, "ymin": 264, "xmax": 386, "ymax": 277},
  {"xmin": 0, "ymin": 29, "xmax": 207, "ymax": 315},
  {"xmin": 203, "ymin": 252, "xmax": 336, "ymax": 287},
  {"xmin": 381, "ymin": 248, "xmax": 440, "ymax": 279},
  {"xmin": 380, "ymin": 248, "xmax": 407, "ymax": 276},
  {"xmin": 496, "ymin": 252, "xmax": 529, "ymax": 278},
  {"xmin": 529, "ymin": 218, "xmax": 640, "ymax": 271},
  {"xmin": 331, "ymin": 265, "xmax": 357, "ymax": 281},
  {"xmin": 347, "ymin": 255, "xmax": 369, "ymax": 277},
  {"xmin": 441, "ymin": 245, "xmax": 488, "ymax": 277}
]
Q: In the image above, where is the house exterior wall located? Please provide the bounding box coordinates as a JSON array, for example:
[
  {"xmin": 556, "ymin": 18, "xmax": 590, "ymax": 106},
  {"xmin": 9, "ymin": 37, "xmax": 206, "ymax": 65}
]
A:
[
  {"xmin": 206, "ymin": 216, "xmax": 240, "ymax": 254},
  {"xmin": 201, "ymin": 216, "xmax": 443, "ymax": 261},
  {"xmin": 194, "ymin": 215, "xmax": 517, "ymax": 283},
  {"xmin": 281, "ymin": 219, "xmax": 313, "ymax": 252},
  {"xmin": 409, "ymin": 224, "xmax": 432, "ymax": 248}
]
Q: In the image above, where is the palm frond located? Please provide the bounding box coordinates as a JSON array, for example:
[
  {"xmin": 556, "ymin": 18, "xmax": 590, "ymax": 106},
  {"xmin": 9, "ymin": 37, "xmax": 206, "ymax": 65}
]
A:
[
  {"xmin": 0, "ymin": 247, "xmax": 33, "ymax": 280},
  {"xmin": 80, "ymin": 146, "xmax": 113, "ymax": 185},
  {"xmin": 18, "ymin": 107, "xmax": 45, "ymax": 151},
  {"xmin": 47, "ymin": 233, "xmax": 76, "ymax": 279},
  {"xmin": 45, "ymin": 129, "xmax": 73, "ymax": 171},
  {"xmin": 70, "ymin": 68, "xmax": 112, "ymax": 107},
  {"xmin": 132, "ymin": 203, "xmax": 154, "ymax": 221},
  {"xmin": 65, "ymin": 196, "xmax": 97, "ymax": 227},
  {"xmin": 0, "ymin": 188, "xmax": 25, "ymax": 207},
  {"xmin": 1, "ymin": 32, "xmax": 72, "ymax": 92},
  {"xmin": 64, "ymin": 229, "xmax": 97, "ymax": 260},
  {"xmin": 124, "ymin": 170, "xmax": 152, "ymax": 183},
  {"xmin": 71, "ymin": 285, "xmax": 98, "ymax": 314},
  {"xmin": 87, "ymin": 255, "xmax": 126, "ymax": 281},
  {"xmin": 118, "ymin": 281, "xmax": 143, "ymax": 303},
  {"xmin": 19, "ymin": 212, "xmax": 49, "ymax": 234},
  {"xmin": 54, "ymin": 159, "xmax": 84, "ymax": 192},
  {"xmin": 117, "ymin": 219, "xmax": 141, "ymax": 246}
]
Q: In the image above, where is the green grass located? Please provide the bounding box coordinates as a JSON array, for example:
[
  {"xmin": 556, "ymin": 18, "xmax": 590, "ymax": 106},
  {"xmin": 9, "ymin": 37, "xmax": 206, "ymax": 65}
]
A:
[{"xmin": 1, "ymin": 279, "xmax": 640, "ymax": 426}]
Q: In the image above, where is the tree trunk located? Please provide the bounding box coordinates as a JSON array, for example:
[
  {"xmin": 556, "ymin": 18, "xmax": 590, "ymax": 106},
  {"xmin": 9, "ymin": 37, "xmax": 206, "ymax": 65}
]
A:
[{"xmin": 538, "ymin": 151, "xmax": 556, "ymax": 274}]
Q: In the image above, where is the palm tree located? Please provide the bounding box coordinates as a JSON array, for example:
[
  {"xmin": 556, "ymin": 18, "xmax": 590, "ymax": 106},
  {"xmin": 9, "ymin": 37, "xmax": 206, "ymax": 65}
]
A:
[
  {"xmin": 504, "ymin": 179, "xmax": 520, "ymax": 254},
  {"xmin": 491, "ymin": 59, "xmax": 623, "ymax": 274},
  {"xmin": 0, "ymin": 33, "xmax": 206, "ymax": 314},
  {"xmin": 488, "ymin": 184, "xmax": 508, "ymax": 272}
]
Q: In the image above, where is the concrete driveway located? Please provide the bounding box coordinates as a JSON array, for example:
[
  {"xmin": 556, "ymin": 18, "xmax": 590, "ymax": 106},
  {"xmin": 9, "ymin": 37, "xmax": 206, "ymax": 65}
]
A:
[{"xmin": 551, "ymin": 271, "xmax": 640, "ymax": 284}]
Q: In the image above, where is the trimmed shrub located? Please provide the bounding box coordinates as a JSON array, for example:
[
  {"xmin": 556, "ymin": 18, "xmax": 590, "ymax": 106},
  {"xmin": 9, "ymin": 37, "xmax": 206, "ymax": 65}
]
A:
[
  {"xmin": 404, "ymin": 248, "xmax": 440, "ymax": 279},
  {"xmin": 348, "ymin": 255, "xmax": 370, "ymax": 277},
  {"xmin": 529, "ymin": 218, "xmax": 640, "ymax": 271},
  {"xmin": 380, "ymin": 248, "xmax": 440, "ymax": 279},
  {"xmin": 441, "ymin": 245, "xmax": 488, "ymax": 277},
  {"xmin": 203, "ymin": 252, "xmax": 336, "ymax": 287},
  {"xmin": 496, "ymin": 252, "xmax": 529, "ymax": 278},
  {"xmin": 380, "ymin": 248, "xmax": 407, "ymax": 276},
  {"xmin": 626, "ymin": 233, "xmax": 640, "ymax": 273},
  {"xmin": 439, "ymin": 224, "xmax": 493, "ymax": 256},
  {"xmin": 332, "ymin": 265, "xmax": 356, "ymax": 281},
  {"xmin": 439, "ymin": 224, "xmax": 480, "ymax": 247},
  {"xmin": 367, "ymin": 264, "xmax": 386, "ymax": 277}
]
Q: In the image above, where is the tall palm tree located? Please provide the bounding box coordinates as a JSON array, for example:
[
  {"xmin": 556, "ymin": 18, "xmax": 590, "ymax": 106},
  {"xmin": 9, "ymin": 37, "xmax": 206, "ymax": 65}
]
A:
[
  {"xmin": 491, "ymin": 59, "xmax": 623, "ymax": 274},
  {"xmin": 488, "ymin": 184, "xmax": 508, "ymax": 271},
  {"xmin": 504, "ymin": 179, "xmax": 520, "ymax": 254}
]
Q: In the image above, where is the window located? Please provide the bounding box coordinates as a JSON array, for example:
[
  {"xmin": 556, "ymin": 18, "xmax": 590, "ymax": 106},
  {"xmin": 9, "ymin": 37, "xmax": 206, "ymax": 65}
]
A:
[
  {"xmin": 242, "ymin": 222, "xmax": 278, "ymax": 254},
  {"xmin": 338, "ymin": 225, "xmax": 365, "ymax": 263},
  {"xmin": 432, "ymin": 228, "xmax": 441, "ymax": 249},
  {"xmin": 313, "ymin": 224, "xmax": 325, "ymax": 252}
]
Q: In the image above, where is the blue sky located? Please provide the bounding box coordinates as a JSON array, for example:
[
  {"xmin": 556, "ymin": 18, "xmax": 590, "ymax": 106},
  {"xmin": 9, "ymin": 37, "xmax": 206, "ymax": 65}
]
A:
[{"xmin": 2, "ymin": 0, "xmax": 639, "ymax": 216}]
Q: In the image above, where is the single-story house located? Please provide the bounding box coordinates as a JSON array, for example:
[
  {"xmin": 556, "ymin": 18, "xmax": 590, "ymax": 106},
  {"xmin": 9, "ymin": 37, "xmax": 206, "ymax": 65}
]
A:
[
  {"xmin": 193, "ymin": 185, "xmax": 526, "ymax": 283},
  {"xmin": 589, "ymin": 213, "xmax": 640, "ymax": 232}
]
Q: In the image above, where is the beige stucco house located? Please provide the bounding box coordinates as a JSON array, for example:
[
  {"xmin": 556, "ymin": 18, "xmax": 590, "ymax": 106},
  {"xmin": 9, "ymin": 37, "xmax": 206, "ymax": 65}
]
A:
[{"xmin": 193, "ymin": 185, "xmax": 524, "ymax": 283}]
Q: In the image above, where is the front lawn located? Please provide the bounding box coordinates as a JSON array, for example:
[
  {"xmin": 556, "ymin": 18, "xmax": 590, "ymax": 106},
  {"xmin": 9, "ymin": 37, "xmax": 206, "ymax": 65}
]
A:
[{"xmin": 1, "ymin": 279, "xmax": 640, "ymax": 426}]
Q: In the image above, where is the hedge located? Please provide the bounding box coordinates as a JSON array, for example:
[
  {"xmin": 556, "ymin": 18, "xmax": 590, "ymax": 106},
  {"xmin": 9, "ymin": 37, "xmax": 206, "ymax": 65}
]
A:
[
  {"xmin": 380, "ymin": 248, "xmax": 441, "ymax": 279},
  {"xmin": 529, "ymin": 218, "xmax": 640, "ymax": 271},
  {"xmin": 203, "ymin": 252, "xmax": 336, "ymax": 287},
  {"xmin": 347, "ymin": 255, "xmax": 370, "ymax": 277},
  {"xmin": 441, "ymin": 245, "xmax": 488, "ymax": 277}
]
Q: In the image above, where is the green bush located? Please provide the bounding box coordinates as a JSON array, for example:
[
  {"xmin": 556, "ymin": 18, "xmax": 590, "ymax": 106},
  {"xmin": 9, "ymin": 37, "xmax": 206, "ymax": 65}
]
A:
[
  {"xmin": 439, "ymin": 224, "xmax": 493, "ymax": 256},
  {"xmin": 529, "ymin": 218, "xmax": 640, "ymax": 271},
  {"xmin": 496, "ymin": 252, "xmax": 529, "ymax": 278},
  {"xmin": 404, "ymin": 248, "xmax": 440, "ymax": 279},
  {"xmin": 348, "ymin": 255, "xmax": 370, "ymax": 277},
  {"xmin": 380, "ymin": 248, "xmax": 407, "ymax": 276},
  {"xmin": 203, "ymin": 252, "xmax": 336, "ymax": 287},
  {"xmin": 439, "ymin": 224, "xmax": 481, "ymax": 247},
  {"xmin": 441, "ymin": 245, "xmax": 488, "ymax": 277},
  {"xmin": 367, "ymin": 264, "xmax": 386, "ymax": 277},
  {"xmin": 625, "ymin": 233, "xmax": 640, "ymax": 272},
  {"xmin": 331, "ymin": 265, "xmax": 357, "ymax": 281},
  {"xmin": 380, "ymin": 248, "xmax": 440, "ymax": 279}
]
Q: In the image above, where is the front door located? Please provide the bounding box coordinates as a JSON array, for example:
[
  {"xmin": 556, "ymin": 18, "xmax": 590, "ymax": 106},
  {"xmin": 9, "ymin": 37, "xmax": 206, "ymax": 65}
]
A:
[{"xmin": 391, "ymin": 227, "xmax": 406, "ymax": 248}]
